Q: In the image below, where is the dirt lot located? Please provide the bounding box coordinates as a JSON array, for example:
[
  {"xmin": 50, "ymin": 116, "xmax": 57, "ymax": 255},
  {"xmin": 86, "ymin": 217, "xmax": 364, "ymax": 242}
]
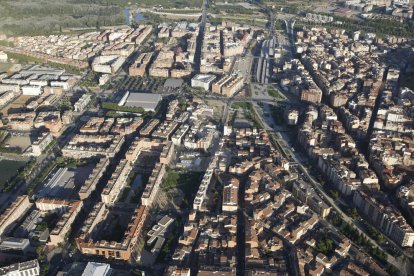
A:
[
  {"xmin": 5, "ymin": 135, "xmax": 32, "ymax": 151},
  {"xmin": 205, "ymin": 99, "xmax": 225, "ymax": 121},
  {"xmin": 1, "ymin": 95, "xmax": 33, "ymax": 115}
]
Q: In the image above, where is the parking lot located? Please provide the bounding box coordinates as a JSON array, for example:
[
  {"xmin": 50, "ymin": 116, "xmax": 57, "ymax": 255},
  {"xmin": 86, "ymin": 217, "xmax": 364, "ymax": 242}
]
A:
[{"xmin": 107, "ymin": 76, "xmax": 165, "ymax": 94}]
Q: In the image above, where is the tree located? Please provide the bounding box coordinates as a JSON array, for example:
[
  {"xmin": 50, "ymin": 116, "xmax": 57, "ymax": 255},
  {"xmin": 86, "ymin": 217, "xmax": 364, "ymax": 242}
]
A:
[
  {"xmin": 39, "ymin": 263, "xmax": 50, "ymax": 276},
  {"xmin": 329, "ymin": 212, "xmax": 343, "ymax": 227},
  {"xmin": 347, "ymin": 207, "xmax": 359, "ymax": 219},
  {"xmin": 329, "ymin": 189, "xmax": 339, "ymax": 200},
  {"xmin": 367, "ymin": 225, "xmax": 385, "ymax": 244},
  {"xmin": 131, "ymin": 270, "xmax": 142, "ymax": 276},
  {"xmin": 316, "ymin": 237, "xmax": 334, "ymax": 255},
  {"xmin": 36, "ymin": 246, "xmax": 46, "ymax": 261},
  {"xmin": 179, "ymin": 98, "xmax": 187, "ymax": 111}
]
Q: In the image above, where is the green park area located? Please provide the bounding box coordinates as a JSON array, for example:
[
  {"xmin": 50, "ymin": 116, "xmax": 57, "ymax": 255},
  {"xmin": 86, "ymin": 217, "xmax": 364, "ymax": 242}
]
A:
[
  {"xmin": 328, "ymin": 213, "xmax": 394, "ymax": 271},
  {"xmin": 163, "ymin": 170, "xmax": 202, "ymax": 207},
  {"xmin": 268, "ymin": 86, "xmax": 284, "ymax": 99},
  {"xmin": 0, "ymin": 159, "xmax": 27, "ymax": 190},
  {"xmin": 401, "ymin": 74, "xmax": 414, "ymax": 91},
  {"xmin": 271, "ymin": 105, "xmax": 285, "ymax": 125}
]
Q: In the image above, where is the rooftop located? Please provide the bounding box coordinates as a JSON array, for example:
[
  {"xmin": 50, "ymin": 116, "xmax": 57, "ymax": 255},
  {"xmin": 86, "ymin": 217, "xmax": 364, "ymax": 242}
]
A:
[
  {"xmin": 0, "ymin": 260, "xmax": 39, "ymax": 274},
  {"xmin": 122, "ymin": 92, "xmax": 162, "ymax": 111},
  {"xmin": 81, "ymin": 262, "xmax": 111, "ymax": 276}
]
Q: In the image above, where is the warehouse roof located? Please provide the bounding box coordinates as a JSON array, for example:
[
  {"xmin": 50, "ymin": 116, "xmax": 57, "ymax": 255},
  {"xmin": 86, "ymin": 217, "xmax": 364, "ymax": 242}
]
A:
[{"xmin": 124, "ymin": 92, "xmax": 162, "ymax": 111}]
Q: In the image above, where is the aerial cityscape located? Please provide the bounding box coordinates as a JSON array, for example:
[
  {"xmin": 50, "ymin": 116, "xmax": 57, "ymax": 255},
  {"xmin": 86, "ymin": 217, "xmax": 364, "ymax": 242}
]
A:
[{"xmin": 0, "ymin": 0, "xmax": 414, "ymax": 275}]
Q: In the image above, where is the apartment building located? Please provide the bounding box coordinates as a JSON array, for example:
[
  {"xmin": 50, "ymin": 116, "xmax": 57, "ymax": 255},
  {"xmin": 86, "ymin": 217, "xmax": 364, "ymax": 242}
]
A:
[
  {"xmin": 212, "ymin": 75, "xmax": 244, "ymax": 97},
  {"xmin": 140, "ymin": 119, "xmax": 160, "ymax": 137},
  {"xmin": 92, "ymin": 55, "xmax": 126, "ymax": 74},
  {"xmin": 7, "ymin": 112, "xmax": 36, "ymax": 131},
  {"xmin": 101, "ymin": 159, "xmax": 132, "ymax": 205},
  {"xmin": 300, "ymin": 87, "xmax": 322, "ymax": 104},
  {"xmin": 193, "ymin": 164, "xmax": 216, "ymax": 210},
  {"xmin": 78, "ymin": 202, "xmax": 108, "ymax": 241},
  {"xmin": 160, "ymin": 142, "xmax": 176, "ymax": 166},
  {"xmin": 0, "ymin": 196, "xmax": 31, "ymax": 236},
  {"xmin": 152, "ymin": 121, "xmax": 180, "ymax": 140},
  {"xmin": 292, "ymin": 180, "xmax": 331, "ymax": 218},
  {"xmin": 32, "ymin": 132, "xmax": 54, "ymax": 156},
  {"xmin": 141, "ymin": 163, "xmax": 166, "ymax": 207},
  {"xmin": 0, "ymin": 260, "xmax": 40, "ymax": 276},
  {"xmin": 171, "ymin": 124, "xmax": 190, "ymax": 145},
  {"xmin": 74, "ymin": 94, "xmax": 92, "ymax": 113},
  {"xmin": 35, "ymin": 198, "xmax": 83, "ymax": 246},
  {"xmin": 222, "ymin": 178, "xmax": 240, "ymax": 212},
  {"xmin": 353, "ymin": 190, "xmax": 414, "ymax": 247},
  {"xmin": 79, "ymin": 158, "xmax": 110, "ymax": 200},
  {"xmin": 129, "ymin": 52, "xmax": 153, "ymax": 76},
  {"xmin": 76, "ymin": 206, "xmax": 148, "ymax": 261},
  {"xmin": 0, "ymin": 90, "xmax": 16, "ymax": 107},
  {"xmin": 34, "ymin": 111, "xmax": 63, "ymax": 134},
  {"xmin": 62, "ymin": 134, "xmax": 124, "ymax": 159}
]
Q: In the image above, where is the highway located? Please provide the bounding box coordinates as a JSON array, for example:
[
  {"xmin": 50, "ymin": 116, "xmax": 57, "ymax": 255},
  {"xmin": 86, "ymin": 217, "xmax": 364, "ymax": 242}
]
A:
[{"xmin": 136, "ymin": 8, "xmax": 202, "ymax": 19}]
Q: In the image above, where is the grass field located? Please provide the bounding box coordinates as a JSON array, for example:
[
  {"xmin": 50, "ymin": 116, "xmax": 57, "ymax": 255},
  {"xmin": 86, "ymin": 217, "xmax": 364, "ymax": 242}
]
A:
[
  {"xmin": 0, "ymin": 159, "xmax": 26, "ymax": 189},
  {"xmin": 163, "ymin": 170, "xmax": 202, "ymax": 207},
  {"xmin": 0, "ymin": 63, "xmax": 13, "ymax": 73},
  {"xmin": 401, "ymin": 74, "xmax": 414, "ymax": 90},
  {"xmin": 268, "ymin": 86, "xmax": 285, "ymax": 99}
]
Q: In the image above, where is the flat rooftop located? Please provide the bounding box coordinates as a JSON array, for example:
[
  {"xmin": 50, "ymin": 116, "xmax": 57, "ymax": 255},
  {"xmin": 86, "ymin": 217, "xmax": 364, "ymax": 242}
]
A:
[
  {"xmin": 37, "ymin": 167, "xmax": 75, "ymax": 198},
  {"xmin": 0, "ymin": 260, "xmax": 38, "ymax": 274},
  {"xmin": 124, "ymin": 92, "xmax": 162, "ymax": 111},
  {"xmin": 192, "ymin": 74, "xmax": 216, "ymax": 83},
  {"xmin": 164, "ymin": 78, "xmax": 184, "ymax": 88},
  {"xmin": 81, "ymin": 262, "xmax": 111, "ymax": 276}
]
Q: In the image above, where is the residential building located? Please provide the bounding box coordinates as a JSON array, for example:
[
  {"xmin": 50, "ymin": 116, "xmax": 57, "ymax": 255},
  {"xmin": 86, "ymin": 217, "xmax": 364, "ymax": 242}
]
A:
[
  {"xmin": 0, "ymin": 196, "xmax": 31, "ymax": 236},
  {"xmin": 0, "ymin": 260, "xmax": 39, "ymax": 276},
  {"xmin": 32, "ymin": 132, "xmax": 53, "ymax": 156}
]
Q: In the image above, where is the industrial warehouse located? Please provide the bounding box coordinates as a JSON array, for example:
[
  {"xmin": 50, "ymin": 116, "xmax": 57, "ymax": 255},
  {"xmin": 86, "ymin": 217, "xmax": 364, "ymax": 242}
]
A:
[{"xmin": 118, "ymin": 91, "xmax": 162, "ymax": 111}]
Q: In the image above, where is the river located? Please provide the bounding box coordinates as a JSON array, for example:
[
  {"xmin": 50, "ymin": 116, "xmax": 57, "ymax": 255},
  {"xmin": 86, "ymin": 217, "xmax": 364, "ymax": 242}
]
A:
[{"xmin": 124, "ymin": 8, "xmax": 146, "ymax": 25}]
